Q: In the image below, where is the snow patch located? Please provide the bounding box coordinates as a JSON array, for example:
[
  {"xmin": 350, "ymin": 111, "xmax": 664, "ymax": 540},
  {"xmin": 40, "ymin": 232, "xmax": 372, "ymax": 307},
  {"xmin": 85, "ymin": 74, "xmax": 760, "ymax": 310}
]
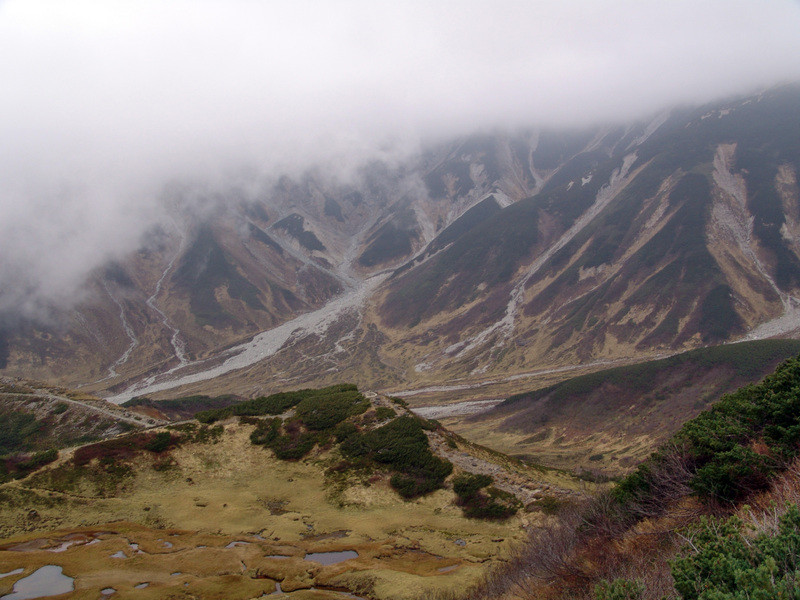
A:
[
  {"xmin": 628, "ymin": 109, "xmax": 670, "ymax": 148},
  {"xmin": 448, "ymin": 152, "xmax": 639, "ymax": 361},
  {"xmin": 492, "ymin": 190, "xmax": 513, "ymax": 208}
]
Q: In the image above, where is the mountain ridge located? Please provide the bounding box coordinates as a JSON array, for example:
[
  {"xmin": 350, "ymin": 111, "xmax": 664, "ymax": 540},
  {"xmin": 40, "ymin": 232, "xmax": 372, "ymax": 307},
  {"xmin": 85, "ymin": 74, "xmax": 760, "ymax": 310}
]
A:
[{"xmin": 1, "ymin": 85, "xmax": 799, "ymax": 402}]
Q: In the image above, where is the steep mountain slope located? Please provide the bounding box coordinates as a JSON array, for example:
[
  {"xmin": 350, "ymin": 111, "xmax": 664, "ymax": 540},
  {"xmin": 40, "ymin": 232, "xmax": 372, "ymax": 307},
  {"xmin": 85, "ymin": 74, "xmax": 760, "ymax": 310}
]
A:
[
  {"xmin": 1, "ymin": 86, "xmax": 799, "ymax": 400},
  {"xmin": 465, "ymin": 352, "xmax": 800, "ymax": 600},
  {"xmin": 449, "ymin": 339, "xmax": 800, "ymax": 474},
  {"xmin": 374, "ymin": 85, "xmax": 800, "ymax": 383}
]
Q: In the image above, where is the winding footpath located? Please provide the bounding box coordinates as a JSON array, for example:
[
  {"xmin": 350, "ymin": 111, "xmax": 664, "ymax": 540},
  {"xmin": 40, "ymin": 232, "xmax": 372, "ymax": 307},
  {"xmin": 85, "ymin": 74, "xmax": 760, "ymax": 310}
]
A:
[{"xmin": 1, "ymin": 389, "xmax": 163, "ymax": 428}]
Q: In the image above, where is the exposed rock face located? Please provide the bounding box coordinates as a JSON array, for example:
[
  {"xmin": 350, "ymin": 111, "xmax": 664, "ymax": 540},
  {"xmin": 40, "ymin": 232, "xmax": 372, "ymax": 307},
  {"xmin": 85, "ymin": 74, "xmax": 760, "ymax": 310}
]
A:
[{"xmin": 3, "ymin": 85, "xmax": 800, "ymax": 398}]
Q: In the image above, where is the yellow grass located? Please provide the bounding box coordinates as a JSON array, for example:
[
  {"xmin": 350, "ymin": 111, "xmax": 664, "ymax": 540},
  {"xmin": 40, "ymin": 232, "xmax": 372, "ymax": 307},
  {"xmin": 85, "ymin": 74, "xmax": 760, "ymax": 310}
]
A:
[{"xmin": 0, "ymin": 421, "xmax": 537, "ymax": 600}]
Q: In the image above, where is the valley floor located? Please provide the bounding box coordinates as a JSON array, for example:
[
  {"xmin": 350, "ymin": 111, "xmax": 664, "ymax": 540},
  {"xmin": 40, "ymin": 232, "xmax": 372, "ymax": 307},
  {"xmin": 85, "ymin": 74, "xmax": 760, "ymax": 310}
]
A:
[{"xmin": 0, "ymin": 418, "xmax": 574, "ymax": 600}]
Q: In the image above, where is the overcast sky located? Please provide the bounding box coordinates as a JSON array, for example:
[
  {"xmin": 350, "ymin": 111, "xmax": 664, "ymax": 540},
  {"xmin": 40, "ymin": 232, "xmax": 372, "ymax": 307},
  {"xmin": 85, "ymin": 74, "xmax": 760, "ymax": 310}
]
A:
[{"xmin": 1, "ymin": 0, "xmax": 800, "ymax": 320}]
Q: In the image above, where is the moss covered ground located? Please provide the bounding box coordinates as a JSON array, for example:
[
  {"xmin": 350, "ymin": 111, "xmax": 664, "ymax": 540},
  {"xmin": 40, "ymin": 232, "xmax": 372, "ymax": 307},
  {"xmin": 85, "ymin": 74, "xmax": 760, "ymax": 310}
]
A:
[{"xmin": 0, "ymin": 420, "xmax": 536, "ymax": 600}]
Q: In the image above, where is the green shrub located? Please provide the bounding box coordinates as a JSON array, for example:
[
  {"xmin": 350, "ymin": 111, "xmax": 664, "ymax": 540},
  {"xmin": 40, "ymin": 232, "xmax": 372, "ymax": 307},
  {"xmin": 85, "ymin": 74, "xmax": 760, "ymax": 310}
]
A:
[
  {"xmin": 165, "ymin": 423, "xmax": 222, "ymax": 444},
  {"xmin": 613, "ymin": 355, "xmax": 800, "ymax": 509},
  {"xmin": 390, "ymin": 472, "xmax": 447, "ymax": 499},
  {"xmin": 462, "ymin": 492, "xmax": 520, "ymax": 520},
  {"xmin": 196, "ymin": 410, "xmax": 222, "ymax": 424},
  {"xmin": 246, "ymin": 392, "xmax": 309, "ymax": 415},
  {"xmin": 594, "ymin": 579, "xmax": 643, "ymax": 600},
  {"xmin": 144, "ymin": 432, "xmax": 173, "ymax": 453},
  {"xmin": 690, "ymin": 445, "xmax": 771, "ymax": 502},
  {"xmin": 454, "ymin": 478, "xmax": 521, "ymax": 520},
  {"xmin": 17, "ymin": 449, "xmax": 58, "ymax": 472},
  {"xmin": 72, "ymin": 431, "xmax": 180, "ymax": 467},
  {"xmin": 249, "ymin": 418, "xmax": 281, "ymax": 446},
  {"xmin": 670, "ymin": 504, "xmax": 800, "ymax": 600},
  {"xmin": 375, "ymin": 406, "xmax": 396, "ymax": 421},
  {"xmin": 341, "ymin": 416, "xmax": 453, "ymax": 499},
  {"xmin": 196, "ymin": 384, "xmax": 363, "ymax": 424},
  {"xmin": 192, "ymin": 424, "xmax": 223, "ymax": 444},
  {"xmin": 294, "ymin": 389, "xmax": 369, "ymax": 430},
  {"xmin": 270, "ymin": 432, "xmax": 318, "ymax": 460},
  {"xmin": 0, "ymin": 411, "xmax": 42, "ymax": 455},
  {"xmin": 453, "ymin": 473, "xmax": 493, "ymax": 499},
  {"xmin": 533, "ymin": 495, "xmax": 565, "ymax": 515},
  {"xmin": 419, "ymin": 418, "xmax": 439, "ymax": 431},
  {"xmin": 333, "ymin": 421, "xmax": 359, "ymax": 443},
  {"xmin": 1, "ymin": 448, "xmax": 60, "ymax": 482},
  {"xmin": 340, "ymin": 431, "xmax": 371, "ymax": 457}
]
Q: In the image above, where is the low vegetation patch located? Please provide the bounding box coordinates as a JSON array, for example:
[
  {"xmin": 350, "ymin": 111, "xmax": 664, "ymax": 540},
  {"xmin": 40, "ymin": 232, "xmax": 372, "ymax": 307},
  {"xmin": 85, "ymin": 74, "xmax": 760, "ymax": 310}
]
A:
[
  {"xmin": 0, "ymin": 403, "xmax": 123, "ymax": 482},
  {"xmin": 452, "ymin": 473, "xmax": 521, "ymax": 520},
  {"xmin": 239, "ymin": 386, "xmax": 453, "ymax": 500},
  {"xmin": 341, "ymin": 415, "xmax": 453, "ymax": 499},
  {"xmin": 0, "ymin": 380, "xmax": 34, "ymax": 394},
  {"xmin": 0, "ymin": 410, "xmax": 42, "ymax": 455},
  {"xmin": 124, "ymin": 394, "xmax": 241, "ymax": 419},
  {"xmin": 615, "ymin": 355, "xmax": 800, "ymax": 511},
  {"xmin": 73, "ymin": 431, "xmax": 181, "ymax": 466},
  {"xmin": 24, "ymin": 430, "xmax": 184, "ymax": 496},
  {"xmin": 467, "ymin": 353, "xmax": 800, "ymax": 600},
  {"xmin": 196, "ymin": 384, "xmax": 362, "ymax": 423},
  {"xmin": 0, "ymin": 449, "xmax": 58, "ymax": 483},
  {"xmin": 593, "ymin": 503, "xmax": 800, "ymax": 600},
  {"xmin": 502, "ymin": 340, "xmax": 800, "ymax": 416},
  {"xmin": 166, "ymin": 422, "xmax": 224, "ymax": 444},
  {"xmin": 481, "ymin": 339, "xmax": 800, "ymax": 474}
]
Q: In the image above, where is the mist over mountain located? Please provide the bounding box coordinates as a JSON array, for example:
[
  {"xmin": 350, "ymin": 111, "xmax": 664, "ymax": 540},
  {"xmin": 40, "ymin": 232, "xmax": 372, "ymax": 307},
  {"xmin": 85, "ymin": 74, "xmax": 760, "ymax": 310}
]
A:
[
  {"xmin": 2, "ymin": 1, "xmax": 800, "ymax": 328},
  {"xmin": 0, "ymin": 81, "xmax": 798, "ymax": 404},
  {"xmin": 4, "ymin": 7, "xmax": 800, "ymax": 598}
]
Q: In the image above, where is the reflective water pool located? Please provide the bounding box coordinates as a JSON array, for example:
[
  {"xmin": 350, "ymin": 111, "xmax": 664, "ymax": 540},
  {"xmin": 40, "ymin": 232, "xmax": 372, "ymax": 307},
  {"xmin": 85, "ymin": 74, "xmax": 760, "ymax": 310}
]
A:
[
  {"xmin": 0, "ymin": 565, "xmax": 74, "ymax": 600},
  {"xmin": 303, "ymin": 550, "xmax": 358, "ymax": 565}
]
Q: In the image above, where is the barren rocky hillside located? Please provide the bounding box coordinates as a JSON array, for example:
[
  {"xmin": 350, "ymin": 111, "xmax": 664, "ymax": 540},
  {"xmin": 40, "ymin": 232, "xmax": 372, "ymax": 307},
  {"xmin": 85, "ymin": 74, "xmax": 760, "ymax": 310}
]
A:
[{"xmin": 2, "ymin": 86, "xmax": 799, "ymax": 404}]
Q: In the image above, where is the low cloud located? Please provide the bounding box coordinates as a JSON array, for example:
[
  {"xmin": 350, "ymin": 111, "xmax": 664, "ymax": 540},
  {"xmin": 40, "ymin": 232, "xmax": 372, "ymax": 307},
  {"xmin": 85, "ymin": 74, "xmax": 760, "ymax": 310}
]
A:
[{"xmin": 1, "ymin": 0, "xmax": 799, "ymax": 319}]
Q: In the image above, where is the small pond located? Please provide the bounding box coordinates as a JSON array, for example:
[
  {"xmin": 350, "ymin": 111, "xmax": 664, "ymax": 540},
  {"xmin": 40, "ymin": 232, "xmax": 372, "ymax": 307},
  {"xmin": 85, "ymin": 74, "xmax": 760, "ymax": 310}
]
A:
[
  {"xmin": 0, "ymin": 565, "xmax": 74, "ymax": 600},
  {"xmin": 303, "ymin": 550, "xmax": 358, "ymax": 565}
]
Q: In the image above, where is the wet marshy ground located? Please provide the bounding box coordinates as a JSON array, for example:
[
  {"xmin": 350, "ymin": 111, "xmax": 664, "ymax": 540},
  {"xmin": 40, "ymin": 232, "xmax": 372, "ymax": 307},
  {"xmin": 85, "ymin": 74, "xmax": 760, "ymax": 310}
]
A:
[{"xmin": 0, "ymin": 524, "xmax": 470, "ymax": 599}]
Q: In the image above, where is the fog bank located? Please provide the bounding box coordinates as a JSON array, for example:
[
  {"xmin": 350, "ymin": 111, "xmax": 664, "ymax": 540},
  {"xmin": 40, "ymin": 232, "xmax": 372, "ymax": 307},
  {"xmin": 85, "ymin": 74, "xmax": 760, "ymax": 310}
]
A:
[{"xmin": 1, "ymin": 0, "xmax": 799, "ymax": 319}]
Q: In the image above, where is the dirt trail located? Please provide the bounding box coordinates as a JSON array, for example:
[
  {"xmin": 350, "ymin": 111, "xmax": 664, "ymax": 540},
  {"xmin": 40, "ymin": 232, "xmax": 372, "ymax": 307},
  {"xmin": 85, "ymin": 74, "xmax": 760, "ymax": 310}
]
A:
[
  {"xmin": 1, "ymin": 389, "xmax": 163, "ymax": 428},
  {"xmin": 367, "ymin": 393, "xmax": 579, "ymax": 505},
  {"xmin": 426, "ymin": 430, "xmax": 579, "ymax": 506}
]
